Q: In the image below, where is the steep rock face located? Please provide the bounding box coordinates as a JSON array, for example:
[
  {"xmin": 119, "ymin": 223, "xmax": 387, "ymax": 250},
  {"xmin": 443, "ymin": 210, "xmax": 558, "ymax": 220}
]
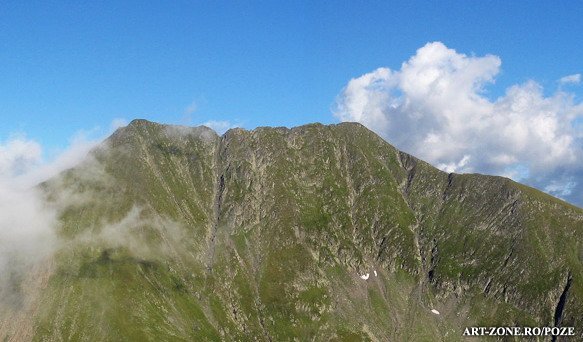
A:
[
  {"xmin": 399, "ymin": 152, "xmax": 583, "ymax": 331},
  {"xmin": 1, "ymin": 119, "xmax": 581, "ymax": 341}
]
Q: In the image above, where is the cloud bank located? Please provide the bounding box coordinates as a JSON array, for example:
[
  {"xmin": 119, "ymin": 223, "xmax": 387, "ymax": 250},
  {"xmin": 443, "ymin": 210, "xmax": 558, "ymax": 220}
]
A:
[
  {"xmin": 334, "ymin": 42, "xmax": 583, "ymax": 206},
  {"xmin": 0, "ymin": 122, "xmax": 124, "ymax": 307}
]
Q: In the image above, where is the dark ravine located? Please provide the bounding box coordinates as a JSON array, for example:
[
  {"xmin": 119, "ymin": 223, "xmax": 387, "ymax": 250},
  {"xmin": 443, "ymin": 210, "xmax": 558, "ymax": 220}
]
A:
[
  {"xmin": 554, "ymin": 273, "xmax": 573, "ymax": 327},
  {"xmin": 1, "ymin": 119, "xmax": 582, "ymax": 341},
  {"xmin": 552, "ymin": 273, "xmax": 573, "ymax": 342},
  {"xmin": 207, "ymin": 172, "xmax": 225, "ymax": 273},
  {"xmin": 427, "ymin": 239, "xmax": 438, "ymax": 284}
]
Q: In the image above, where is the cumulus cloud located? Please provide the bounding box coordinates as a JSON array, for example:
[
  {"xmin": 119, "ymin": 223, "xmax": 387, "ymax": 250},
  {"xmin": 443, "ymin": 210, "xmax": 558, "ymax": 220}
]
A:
[{"xmin": 334, "ymin": 42, "xmax": 583, "ymax": 205}]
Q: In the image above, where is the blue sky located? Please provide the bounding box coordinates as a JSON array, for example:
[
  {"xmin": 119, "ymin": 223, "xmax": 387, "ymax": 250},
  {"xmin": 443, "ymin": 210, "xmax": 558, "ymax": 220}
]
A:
[
  {"xmin": 1, "ymin": 1, "xmax": 583, "ymax": 204},
  {"xmin": 1, "ymin": 1, "xmax": 581, "ymax": 147}
]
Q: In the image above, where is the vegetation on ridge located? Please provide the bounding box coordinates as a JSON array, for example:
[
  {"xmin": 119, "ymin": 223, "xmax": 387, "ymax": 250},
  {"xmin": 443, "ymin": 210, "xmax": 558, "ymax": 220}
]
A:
[{"xmin": 1, "ymin": 119, "xmax": 581, "ymax": 341}]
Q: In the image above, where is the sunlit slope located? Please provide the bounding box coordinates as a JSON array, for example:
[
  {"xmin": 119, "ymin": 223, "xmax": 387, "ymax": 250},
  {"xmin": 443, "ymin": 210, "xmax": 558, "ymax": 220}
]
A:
[{"xmin": 10, "ymin": 119, "xmax": 582, "ymax": 341}]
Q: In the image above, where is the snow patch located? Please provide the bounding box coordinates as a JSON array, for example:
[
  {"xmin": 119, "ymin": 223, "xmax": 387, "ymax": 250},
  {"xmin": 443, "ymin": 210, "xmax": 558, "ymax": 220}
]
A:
[
  {"xmin": 360, "ymin": 273, "xmax": 370, "ymax": 280},
  {"xmin": 374, "ymin": 270, "xmax": 377, "ymax": 277}
]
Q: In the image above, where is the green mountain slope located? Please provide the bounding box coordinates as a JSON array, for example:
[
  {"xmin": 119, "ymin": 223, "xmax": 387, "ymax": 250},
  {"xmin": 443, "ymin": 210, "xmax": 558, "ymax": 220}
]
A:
[{"xmin": 2, "ymin": 119, "xmax": 582, "ymax": 341}]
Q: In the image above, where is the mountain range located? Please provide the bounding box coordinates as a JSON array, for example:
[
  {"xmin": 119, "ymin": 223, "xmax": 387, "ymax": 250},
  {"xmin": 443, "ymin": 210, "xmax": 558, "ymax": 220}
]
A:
[{"xmin": 1, "ymin": 119, "xmax": 581, "ymax": 341}]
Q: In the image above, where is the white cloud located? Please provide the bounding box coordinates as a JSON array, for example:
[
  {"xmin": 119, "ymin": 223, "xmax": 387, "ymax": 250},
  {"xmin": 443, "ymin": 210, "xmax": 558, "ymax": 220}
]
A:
[
  {"xmin": 13, "ymin": 135, "xmax": 101, "ymax": 189},
  {"xmin": 110, "ymin": 118, "xmax": 128, "ymax": 131},
  {"xmin": 559, "ymin": 73, "xmax": 581, "ymax": 85},
  {"xmin": 545, "ymin": 179, "xmax": 576, "ymax": 198},
  {"xmin": 0, "ymin": 136, "xmax": 42, "ymax": 179},
  {"xmin": 437, "ymin": 155, "xmax": 471, "ymax": 173},
  {"xmin": 0, "ymin": 135, "xmax": 60, "ymax": 307},
  {"xmin": 202, "ymin": 120, "xmax": 238, "ymax": 134},
  {"xmin": 334, "ymin": 42, "xmax": 583, "ymax": 206},
  {"xmin": 0, "ymin": 119, "xmax": 122, "ymax": 306}
]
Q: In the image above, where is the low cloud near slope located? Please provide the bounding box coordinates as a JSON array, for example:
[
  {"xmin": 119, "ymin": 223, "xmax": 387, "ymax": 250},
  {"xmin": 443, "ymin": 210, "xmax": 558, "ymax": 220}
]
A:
[{"xmin": 0, "ymin": 123, "xmax": 122, "ymax": 306}]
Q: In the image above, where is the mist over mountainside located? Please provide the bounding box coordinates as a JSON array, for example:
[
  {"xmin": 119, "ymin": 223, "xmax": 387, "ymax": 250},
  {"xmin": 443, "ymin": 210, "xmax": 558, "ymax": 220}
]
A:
[{"xmin": 1, "ymin": 119, "xmax": 582, "ymax": 341}]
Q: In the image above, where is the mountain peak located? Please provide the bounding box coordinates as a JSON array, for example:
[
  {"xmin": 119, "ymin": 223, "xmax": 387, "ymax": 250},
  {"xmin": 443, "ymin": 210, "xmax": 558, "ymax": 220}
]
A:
[{"xmin": 6, "ymin": 118, "xmax": 581, "ymax": 341}]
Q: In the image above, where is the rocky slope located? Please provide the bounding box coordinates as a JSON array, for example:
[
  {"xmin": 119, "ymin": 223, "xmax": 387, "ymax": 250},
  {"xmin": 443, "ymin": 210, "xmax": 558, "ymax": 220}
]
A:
[{"xmin": 1, "ymin": 119, "xmax": 582, "ymax": 341}]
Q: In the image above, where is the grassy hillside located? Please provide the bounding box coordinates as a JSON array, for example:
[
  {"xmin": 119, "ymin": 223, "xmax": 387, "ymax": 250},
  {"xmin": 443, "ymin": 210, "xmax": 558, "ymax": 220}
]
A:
[{"xmin": 1, "ymin": 119, "xmax": 581, "ymax": 341}]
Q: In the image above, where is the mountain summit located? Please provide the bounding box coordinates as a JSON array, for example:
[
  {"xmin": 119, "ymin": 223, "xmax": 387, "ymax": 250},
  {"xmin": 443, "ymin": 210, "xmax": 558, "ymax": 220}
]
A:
[{"xmin": 1, "ymin": 119, "xmax": 581, "ymax": 341}]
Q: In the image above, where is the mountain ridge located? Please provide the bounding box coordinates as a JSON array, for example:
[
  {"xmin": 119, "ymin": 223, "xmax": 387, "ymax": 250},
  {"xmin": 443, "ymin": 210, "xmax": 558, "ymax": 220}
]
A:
[
  {"xmin": 123, "ymin": 118, "xmax": 582, "ymax": 211},
  {"xmin": 1, "ymin": 119, "xmax": 581, "ymax": 341}
]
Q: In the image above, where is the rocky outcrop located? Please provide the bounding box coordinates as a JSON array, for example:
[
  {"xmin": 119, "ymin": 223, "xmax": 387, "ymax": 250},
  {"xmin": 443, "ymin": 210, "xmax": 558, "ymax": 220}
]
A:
[{"xmin": 2, "ymin": 119, "xmax": 581, "ymax": 341}]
